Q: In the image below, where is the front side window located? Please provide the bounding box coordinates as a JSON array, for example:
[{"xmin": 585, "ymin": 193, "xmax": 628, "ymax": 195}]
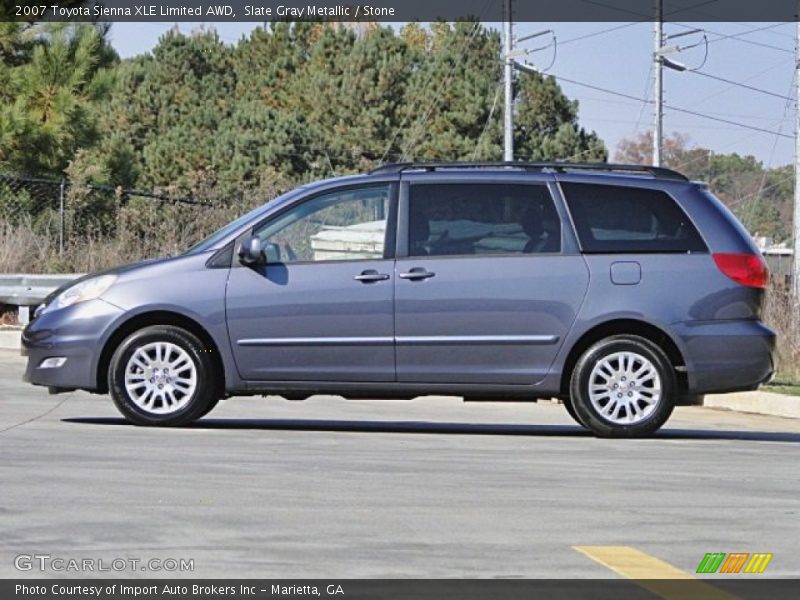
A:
[
  {"xmin": 407, "ymin": 184, "xmax": 561, "ymax": 258},
  {"xmin": 255, "ymin": 185, "xmax": 391, "ymax": 263},
  {"xmin": 561, "ymin": 183, "xmax": 707, "ymax": 253}
]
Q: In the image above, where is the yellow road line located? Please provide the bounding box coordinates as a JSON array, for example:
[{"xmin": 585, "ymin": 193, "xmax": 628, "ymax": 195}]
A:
[{"xmin": 573, "ymin": 545, "xmax": 741, "ymax": 600}]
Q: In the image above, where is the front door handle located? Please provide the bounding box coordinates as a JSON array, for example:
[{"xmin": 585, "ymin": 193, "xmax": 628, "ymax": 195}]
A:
[
  {"xmin": 398, "ymin": 268, "xmax": 436, "ymax": 281},
  {"xmin": 354, "ymin": 270, "xmax": 390, "ymax": 283}
]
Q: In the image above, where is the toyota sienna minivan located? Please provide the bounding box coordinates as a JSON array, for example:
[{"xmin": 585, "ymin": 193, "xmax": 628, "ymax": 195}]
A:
[{"xmin": 22, "ymin": 162, "xmax": 776, "ymax": 437}]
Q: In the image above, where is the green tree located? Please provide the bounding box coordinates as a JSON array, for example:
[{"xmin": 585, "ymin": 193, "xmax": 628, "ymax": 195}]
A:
[
  {"xmin": 514, "ymin": 71, "xmax": 606, "ymax": 162},
  {"xmin": 0, "ymin": 23, "xmax": 117, "ymax": 177},
  {"xmin": 396, "ymin": 21, "xmax": 503, "ymax": 161}
]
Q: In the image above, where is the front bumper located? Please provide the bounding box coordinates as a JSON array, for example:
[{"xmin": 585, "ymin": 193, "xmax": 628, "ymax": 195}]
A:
[
  {"xmin": 22, "ymin": 299, "xmax": 124, "ymax": 391},
  {"xmin": 673, "ymin": 319, "xmax": 776, "ymax": 394}
]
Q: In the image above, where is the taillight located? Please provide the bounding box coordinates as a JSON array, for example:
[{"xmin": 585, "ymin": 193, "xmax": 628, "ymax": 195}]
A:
[{"xmin": 712, "ymin": 253, "xmax": 768, "ymax": 288}]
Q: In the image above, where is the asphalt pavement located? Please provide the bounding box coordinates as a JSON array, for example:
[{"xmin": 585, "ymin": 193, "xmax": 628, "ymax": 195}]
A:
[{"xmin": 1, "ymin": 351, "xmax": 799, "ymax": 580}]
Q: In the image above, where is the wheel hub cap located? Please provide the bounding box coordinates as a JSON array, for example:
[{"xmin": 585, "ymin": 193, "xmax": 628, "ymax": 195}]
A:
[
  {"xmin": 124, "ymin": 342, "xmax": 197, "ymax": 415},
  {"xmin": 588, "ymin": 351, "xmax": 662, "ymax": 425}
]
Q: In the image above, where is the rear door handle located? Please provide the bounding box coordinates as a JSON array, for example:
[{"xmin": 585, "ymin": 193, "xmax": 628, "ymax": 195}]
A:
[
  {"xmin": 354, "ymin": 270, "xmax": 390, "ymax": 283},
  {"xmin": 398, "ymin": 268, "xmax": 436, "ymax": 280}
]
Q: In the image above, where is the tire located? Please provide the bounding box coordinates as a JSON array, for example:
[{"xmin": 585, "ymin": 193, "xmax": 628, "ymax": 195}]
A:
[
  {"xmin": 562, "ymin": 397, "xmax": 587, "ymax": 429},
  {"xmin": 108, "ymin": 325, "xmax": 219, "ymax": 426},
  {"xmin": 569, "ymin": 335, "xmax": 675, "ymax": 438},
  {"xmin": 199, "ymin": 397, "xmax": 221, "ymax": 419}
]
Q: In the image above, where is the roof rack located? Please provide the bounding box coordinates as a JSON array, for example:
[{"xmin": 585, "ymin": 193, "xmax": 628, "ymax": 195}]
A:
[{"xmin": 368, "ymin": 161, "xmax": 688, "ymax": 182}]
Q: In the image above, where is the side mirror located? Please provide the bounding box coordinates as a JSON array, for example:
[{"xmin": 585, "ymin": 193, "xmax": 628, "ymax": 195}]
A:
[{"xmin": 238, "ymin": 236, "xmax": 265, "ymax": 266}]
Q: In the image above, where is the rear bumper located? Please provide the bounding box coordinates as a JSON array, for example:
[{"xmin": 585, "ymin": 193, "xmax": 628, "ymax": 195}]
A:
[
  {"xmin": 673, "ymin": 319, "xmax": 776, "ymax": 394},
  {"xmin": 22, "ymin": 299, "xmax": 124, "ymax": 391}
]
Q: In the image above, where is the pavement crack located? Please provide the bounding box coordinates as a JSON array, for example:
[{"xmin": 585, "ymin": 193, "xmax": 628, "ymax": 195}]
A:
[{"xmin": 0, "ymin": 394, "xmax": 72, "ymax": 434}]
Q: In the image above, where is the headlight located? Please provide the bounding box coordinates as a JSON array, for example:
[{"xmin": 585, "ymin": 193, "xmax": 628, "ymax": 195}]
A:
[{"xmin": 41, "ymin": 275, "xmax": 117, "ymax": 314}]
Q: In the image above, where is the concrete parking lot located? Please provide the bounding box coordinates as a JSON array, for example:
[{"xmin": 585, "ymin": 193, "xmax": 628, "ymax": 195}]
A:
[{"xmin": 1, "ymin": 350, "xmax": 799, "ymax": 580}]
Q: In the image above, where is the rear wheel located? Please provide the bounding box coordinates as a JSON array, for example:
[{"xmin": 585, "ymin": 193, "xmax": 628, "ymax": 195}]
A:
[
  {"xmin": 570, "ymin": 335, "xmax": 675, "ymax": 438},
  {"xmin": 108, "ymin": 325, "xmax": 219, "ymax": 426}
]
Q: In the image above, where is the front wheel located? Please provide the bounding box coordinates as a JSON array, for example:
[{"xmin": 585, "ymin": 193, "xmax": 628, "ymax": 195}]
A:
[
  {"xmin": 570, "ymin": 335, "xmax": 675, "ymax": 438},
  {"xmin": 108, "ymin": 325, "xmax": 219, "ymax": 426},
  {"xmin": 562, "ymin": 396, "xmax": 587, "ymax": 429}
]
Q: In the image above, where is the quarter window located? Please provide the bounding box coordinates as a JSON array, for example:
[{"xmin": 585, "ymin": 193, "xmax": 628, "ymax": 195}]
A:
[
  {"xmin": 255, "ymin": 185, "xmax": 391, "ymax": 263},
  {"xmin": 407, "ymin": 184, "xmax": 561, "ymax": 258},
  {"xmin": 561, "ymin": 183, "xmax": 707, "ymax": 253}
]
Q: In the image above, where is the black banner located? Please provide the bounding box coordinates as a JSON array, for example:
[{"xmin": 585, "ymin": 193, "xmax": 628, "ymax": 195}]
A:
[
  {"xmin": 4, "ymin": 580, "xmax": 800, "ymax": 600},
  {"xmin": 3, "ymin": 0, "xmax": 800, "ymax": 23}
]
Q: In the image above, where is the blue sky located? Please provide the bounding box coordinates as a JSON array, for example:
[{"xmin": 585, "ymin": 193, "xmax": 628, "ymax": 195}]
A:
[{"xmin": 109, "ymin": 21, "xmax": 797, "ymax": 167}]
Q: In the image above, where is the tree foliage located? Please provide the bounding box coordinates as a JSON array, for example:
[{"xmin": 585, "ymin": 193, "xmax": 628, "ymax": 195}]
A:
[
  {"xmin": 0, "ymin": 23, "xmax": 117, "ymax": 177},
  {"xmin": 2, "ymin": 21, "xmax": 608, "ymax": 204}
]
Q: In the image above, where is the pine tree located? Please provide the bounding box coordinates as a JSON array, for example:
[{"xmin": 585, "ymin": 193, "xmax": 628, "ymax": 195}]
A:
[
  {"xmin": 0, "ymin": 23, "xmax": 117, "ymax": 177},
  {"xmin": 514, "ymin": 70, "xmax": 606, "ymax": 162}
]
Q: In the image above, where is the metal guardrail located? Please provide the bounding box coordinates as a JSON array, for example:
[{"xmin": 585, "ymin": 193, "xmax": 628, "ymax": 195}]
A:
[{"xmin": 0, "ymin": 274, "xmax": 84, "ymax": 307}]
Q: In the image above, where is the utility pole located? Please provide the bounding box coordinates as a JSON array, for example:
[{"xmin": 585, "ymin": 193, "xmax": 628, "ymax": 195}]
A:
[
  {"xmin": 794, "ymin": 11, "xmax": 800, "ymax": 301},
  {"xmin": 653, "ymin": 0, "xmax": 663, "ymax": 167},
  {"xmin": 503, "ymin": 0, "xmax": 514, "ymax": 162}
]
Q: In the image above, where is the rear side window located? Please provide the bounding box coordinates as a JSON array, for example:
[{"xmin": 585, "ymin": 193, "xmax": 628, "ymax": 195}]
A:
[
  {"xmin": 407, "ymin": 184, "xmax": 560, "ymax": 257},
  {"xmin": 561, "ymin": 183, "xmax": 707, "ymax": 253}
]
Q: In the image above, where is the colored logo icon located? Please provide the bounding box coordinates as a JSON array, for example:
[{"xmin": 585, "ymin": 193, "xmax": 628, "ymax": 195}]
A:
[{"xmin": 696, "ymin": 552, "xmax": 773, "ymax": 574}]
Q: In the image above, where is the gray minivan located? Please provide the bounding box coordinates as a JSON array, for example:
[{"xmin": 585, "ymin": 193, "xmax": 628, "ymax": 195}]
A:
[{"xmin": 22, "ymin": 162, "xmax": 775, "ymax": 437}]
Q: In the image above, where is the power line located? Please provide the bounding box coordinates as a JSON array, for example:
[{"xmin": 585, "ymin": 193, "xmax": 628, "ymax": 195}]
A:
[
  {"xmin": 558, "ymin": 22, "xmax": 643, "ymax": 47},
  {"xmin": 667, "ymin": 106, "xmax": 793, "ymax": 139},
  {"xmin": 703, "ymin": 23, "xmax": 793, "ymax": 46},
  {"xmin": 579, "ymin": 0, "xmax": 723, "ymax": 24},
  {"xmin": 669, "ymin": 122, "xmax": 791, "ymax": 173},
  {"xmin": 550, "ymin": 73, "xmax": 794, "ymax": 139},
  {"xmin": 472, "ymin": 81, "xmax": 503, "ymax": 160},
  {"xmin": 688, "ymin": 58, "xmax": 795, "ymax": 106},
  {"xmin": 632, "ymin": 61, "xmax": 654, "ymax": 135},
  {"xmin": 578, "ymin": 1, "xmax": 794, "ymax": 54},
  {"xmin": 676, "ymin": 23, "xmax": 794, "ymax": 54},
  {"xmin": 689, "ymin": 70, "xmax": 795, "ymax": 102},
  {"xmin": 583, "ymin": 115, "xmax": 791, "ymax": 130},
  {"xmin": 580, "ymin": 96, "xmax": 794, "ymax": 122}
]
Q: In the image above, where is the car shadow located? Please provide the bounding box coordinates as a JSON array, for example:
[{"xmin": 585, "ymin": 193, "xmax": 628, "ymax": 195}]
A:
[{"xmin": 60, "ymin": 417, "xmax": 800, "ymax": 442}]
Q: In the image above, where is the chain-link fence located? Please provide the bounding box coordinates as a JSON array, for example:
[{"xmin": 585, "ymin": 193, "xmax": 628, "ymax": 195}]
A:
[{"xmin": 0, "ymin": 173, "xmax": 247, "ymax": 273}]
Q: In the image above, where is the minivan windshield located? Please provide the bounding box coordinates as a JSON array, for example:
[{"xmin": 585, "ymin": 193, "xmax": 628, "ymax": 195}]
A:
[
  {"xmin": 183, "ymin": 205, "xmax": 267, "ymax": 255},
  {"xmin": 183, "ymin": 188, "xmax": 307, "ymax": 255}
]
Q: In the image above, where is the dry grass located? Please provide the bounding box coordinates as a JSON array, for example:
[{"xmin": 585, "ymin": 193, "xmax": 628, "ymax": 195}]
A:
[
  {"xmin": 762, "ymin": 283, "xmax": 800, "ymax": 383},
  {"xmin": 0, "ymin": 202, "xmax": 246, "ymax": 274}
]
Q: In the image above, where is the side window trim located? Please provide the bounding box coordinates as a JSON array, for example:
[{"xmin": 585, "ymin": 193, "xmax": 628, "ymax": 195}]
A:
[{"xmin": 241, "ymin": 182, "xmax": 398, "ymax": 266}]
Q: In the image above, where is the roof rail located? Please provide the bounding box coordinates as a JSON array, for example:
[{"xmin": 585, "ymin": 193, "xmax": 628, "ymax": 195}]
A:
[{"xmin": 368, "ymin": 161, "xmax": 688, "ymax": 182}]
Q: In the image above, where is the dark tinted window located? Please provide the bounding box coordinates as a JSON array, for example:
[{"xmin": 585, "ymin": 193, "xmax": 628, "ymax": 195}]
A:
[
  {"xmin": 408, "ymin": 184, "xmax": 560, "ymax": 257},
  {"xmin": 561, "ymin": 183, "xmax": 707, "ymax": 253}
]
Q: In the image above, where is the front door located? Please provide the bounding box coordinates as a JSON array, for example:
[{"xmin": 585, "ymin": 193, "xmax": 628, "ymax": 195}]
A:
[
  {"xmin": 226, "ymin": 184, "xmax": 396, "ymax": 382},
  {"xmin": 394, "ymin": 180, "xmax": 589, "ymax": 385}
]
